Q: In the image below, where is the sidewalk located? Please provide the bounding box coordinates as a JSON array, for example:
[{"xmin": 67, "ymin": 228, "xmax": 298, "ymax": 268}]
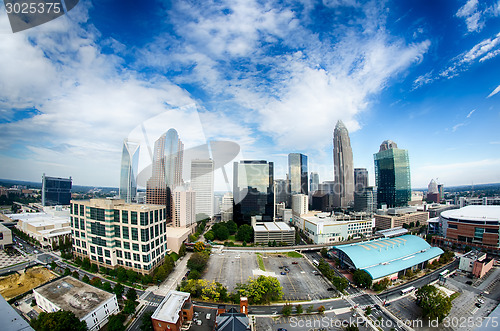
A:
[{"xmin": 148, "ymin": 253, "xmax": 191, "ymax": 296}]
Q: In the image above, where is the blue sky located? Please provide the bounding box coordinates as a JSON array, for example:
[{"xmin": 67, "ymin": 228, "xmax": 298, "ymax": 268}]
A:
[{"xmin": 0, "ymin": 0, "xmax": 499, "ymax": 191}]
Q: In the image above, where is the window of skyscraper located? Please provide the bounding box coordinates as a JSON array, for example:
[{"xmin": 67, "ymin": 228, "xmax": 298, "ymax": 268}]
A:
[{"xmin": 131, "ymin": 211, "xmax": 137, "ymax": 225}]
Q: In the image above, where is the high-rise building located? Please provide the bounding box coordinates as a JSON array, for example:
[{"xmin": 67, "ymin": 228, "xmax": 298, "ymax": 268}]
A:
[
  {"xmin": 374, "ymin": 140, "xmax": 411, "ymax": 208},
  {"xmin": 288, "ymin": 153, "xmax": 308, "ymax": 195},
  {"xmin": 190, "ymin": 159, "xmax": 214, "ymax": 221},
  {"xmin": 146, "ymin": 129, "xmax": 184, "ymax": 218},
  {"xmin": 354, "ymin": 168, "xmax": 368, "ymax": 193},
  {"xmin": 71, "ymin": 199, "xmax": 167, "ymax": 274},
  {"xmin": 42, "ymin": 174, "xmax": 72, "ymax": 206},
  {"xmin": 274, "ymin": 179, "xmax": 289, "ymax": 206},
  {"xmin": 333, "ymin": 120, "xmax": 354, "ymax": 208},
  {"xmin": 292, "ymin": 194, "xmax": 308, "ymax": 216},
  {"xmin": 233, "ymin": 160, "xmax": 274, "ymax": 223},
  {"xmin": 309, "ymin": 172, "xmax": 319, "ymax": 194},
  {"xmin": 354, "ymin": 186, "xmax": 377, "ymax": 214},
  {"xmin": 221, "ymin": 192, "xmax": 234, "ymax": 222},
  {"xmin": 119, "ymin": 139, "xmax": 140, "ymax": 203},
  {"xmin": 173, "ymin": 187, "xmax": 196, "ymax": 228}
]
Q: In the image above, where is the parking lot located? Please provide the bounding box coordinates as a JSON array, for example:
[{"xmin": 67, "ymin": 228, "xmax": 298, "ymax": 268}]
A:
[{"xmin": 204, "ymin": 251, "xmax": 333, "ymax": 301}]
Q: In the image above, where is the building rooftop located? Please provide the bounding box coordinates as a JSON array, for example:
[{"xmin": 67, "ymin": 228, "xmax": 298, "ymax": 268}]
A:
[
  {"xmin": 8, "ymin": 212, "xmax": 69, "ymax": 227},
  {"xmin": 72, "ymin": 198, "xmax": 165, "ymax": 211},
  {"xmin": 334, "ymin": 235, "xmax": 443, "ymax": 280},
  {"xmin": 253, "ymin": 222, "xmax": 293, "ymax": 232},
  {"xmin": 375, "ymin": 227, "xmax": 408, "ymax": 238},
  {"xmin": 461, "ymin": 250, "xmax": 486, "ymax": 261},
  {"xmin": 0, "ymin": 294, "xmax": 34, "ymax": 331},
  {"xmin": 441, "ymin": 205, "xmax": 500, "ymax": 222},
  {"xmin": 152, "ymin": 290, "xmax": 190, "ymax": 324},
  {"xmin": 301, "ymin": 212, "xmax": 371, "ymax": 225},
  {"xmin": 216, "ymin": 308, "xmax": 250, "ymax": 331},
  {"xmin": 34, "ymin": 276, "xmax": 115, "ymax": 319}
]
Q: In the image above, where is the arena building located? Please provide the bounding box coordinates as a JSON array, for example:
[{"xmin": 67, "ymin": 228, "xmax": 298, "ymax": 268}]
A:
[{"xmin": 332, "ymin": 234, "xmax": 443, "ymax": 283}]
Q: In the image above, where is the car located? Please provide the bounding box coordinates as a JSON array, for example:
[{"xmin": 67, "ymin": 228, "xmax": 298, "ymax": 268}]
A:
[
  {"xmin": 466, "ymin": 281, "xmax": 473, "ymax": 285},
  {"xmin": 374, "ymin": 304, "xmax": 380, "ymax": 309},
  {"xmin": 206, "ymin": 313, "xmax": 211, "ymax": 319},
  {"xmin": 277, "ymin": 328, "xmax": 287, "ymax": 331},
  {"xmin": 281, "ymin": 272, "xmax": 287, "ymax": 275},
  {"xmin": 278, "ymin": 266, "xmax": 283, "ymax": 269},
  {"xmin": 475, "ymin": 303, "xmax": 482, "ymax": 308},
  {"xmin": 478, "ymin": 299, "xmax": 485, "ymax": 304},
  {"xmin": 292, "ymin": 261, "xmax": 298, "ymax": 264},
  {"xmin": 327, "ymin": 287, "xmax": 334, "ymax": 291},
  {"xmin": 385, "ymin": 303, "xmax": 391, "ymax": 307}
]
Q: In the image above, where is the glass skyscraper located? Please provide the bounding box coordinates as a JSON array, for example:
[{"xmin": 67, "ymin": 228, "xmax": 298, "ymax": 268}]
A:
[
  {"xmin": 233, "ymin": 160, "xmax": 274, "ymax": 223},
  {"xmin": 119, "ymin": 139, "xmax": 140, "ymax": 203},
  {"xmin": 42, "ymin": 173, "xmax": 72, "ymax": 206},
  {"xmin": 146, "ymin": 128, "xmax": 184, "ymax": 218},
  {"xmin": 374, "ymin": 140, "xmax": 411, "ymax": 208},
  {"xmin": 333, "ymin": 120, "xmax": 354, "ymax": 208},
  {"xmin": 288, "ymin": 153, "xmax": 308, "ymax": 195}
]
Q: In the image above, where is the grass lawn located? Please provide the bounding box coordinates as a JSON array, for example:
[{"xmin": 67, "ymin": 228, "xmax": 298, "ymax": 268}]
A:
[
  {"xmin": 286, "ymin": 251, "xmax": 303, "ymax": 258},
  {"xmin": 257, "ymin": 254, "xmax": 265, "ymax": 271},
  {"xmin": 228, "ymin": 235, "xmax": 236, "ymax": 241}
]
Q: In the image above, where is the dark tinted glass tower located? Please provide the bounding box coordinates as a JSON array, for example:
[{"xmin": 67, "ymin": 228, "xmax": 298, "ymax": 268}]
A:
[
  {"xmin": 233, "ymin": 160, "xmax": 274, "ymax": 223},
  {"xmin": 374, "ymin": 140, "xmax": 411, "ymax": 208},
  {"xmin": 288, "ymin": 153, "xmax": 308, "ymax": 195},
  {"xmin": 42, "ymin": 174, "xmax": 72, "ymax": 206},
  {"xmin": 333, "ymin": 120, "xmax": 354, "ymax": 208},
  {"xmin": 309, "ymin": 172, "xmax": 319, "ymax": 194}
]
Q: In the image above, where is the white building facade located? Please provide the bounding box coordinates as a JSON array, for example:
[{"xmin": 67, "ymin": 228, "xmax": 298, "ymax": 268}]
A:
[
  {"xmin": 190, "ymin": 159, "xmax": 214, "ymax": 221},
  {"xmin": 173, "ymin": 187, "xmax": 196, "ymax": 228}
]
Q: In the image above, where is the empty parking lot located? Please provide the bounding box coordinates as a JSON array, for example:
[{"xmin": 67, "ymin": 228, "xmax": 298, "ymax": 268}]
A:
[{"xmin": 204, "ymin": 251, "xmax": 333, "ymax": 301}]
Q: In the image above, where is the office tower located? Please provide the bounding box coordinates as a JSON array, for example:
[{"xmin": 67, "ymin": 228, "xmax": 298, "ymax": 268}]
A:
[
  {"xmin": 274, "ymin": 179, "xmax": 289, "ymax": 205},
  {"xmin": 233, "ymin": 160, "xmax": 274, "ymax": 223},
  {"xmin": 221, "ymin": 192, "xmax": 234, "ymax": 222},
  {"xmin": 173, "ymin": 187, "xmax": 196, "ymax": 227},
  {"xmin": 438, "ymin": 184, "xmax": 444, "ymax": 201},
  {"xmin": 288, "ymin": 153, "xmax": 308, "ymax": 195},
  {"xmin": 190, "ymin": 159, "xmax": 214, "ymax": 221},
  {"xmin": 309, "ymin": 172, "xmax": 319, "ymax": 193},
  {"xmin": 426, "ymin": 179, "xmax": 440, "ymax": 203},
  {"xmin": 71, "ymin": 199, "xmax": 167, "ymax": 274},
  {"xmin": 333, "ymin": 120, "xmax": 354, "ymax": 208},
  {"xmin": 374, "ymin": 140, "xmax": 411, "ymax": 208},
  {"xmin": 119, "ymin": 139, "xmax": 140, "ymax": 203},
  {"xmin": 292, "ymin": 194, "xmax": 308, "ymax": 216},
  {"xmin": 41, "ymin": 174, "xmax": 72, "ymax": 206},
  {"xmin": 354, "ymin": 168, "xmax": 368, "ymax": 192},
  {"xmin": 146, "ymin": 129, "xmax": 184, "ymax": 218},
  {"xmin": 354, "ymin": 186, "xmax": 377, "ymax": 213}
]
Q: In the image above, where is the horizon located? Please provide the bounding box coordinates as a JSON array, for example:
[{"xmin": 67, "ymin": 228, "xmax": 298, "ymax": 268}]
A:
[{"xmin": 0, "ymin": 1, "xmax": 499, "ymax": 191}]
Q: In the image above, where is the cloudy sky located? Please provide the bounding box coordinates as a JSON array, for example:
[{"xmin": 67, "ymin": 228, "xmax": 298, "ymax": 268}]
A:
[{"xmin": 0, "ymin": 0, "xmax": 499, "ymax": 191}]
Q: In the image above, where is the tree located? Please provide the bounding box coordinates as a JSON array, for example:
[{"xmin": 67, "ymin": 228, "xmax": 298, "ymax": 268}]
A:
[
  {"xmin": 281, "ymin": 304, "xmax": 292, "ymax": 316},
  {"xmin": 50, "ymin": 261, "xmax": 57, "ymax": 270},
  {"xmin": 90, "ymin": 277, "xmax": 102, "ymax": 288},
  {"xmin": 107, "ymin": 313, "xmax": 126, "ymax": 331},
  {"xmin": 81, "ymin": 258, "xmax": 91, "ymax": 270},
  {"xmin": 320, "ymin": 247, "xmax": 328, "ymax": 258},
  {"xmin": 236, "ymin": 224, "xmax": 253, "ymax": 242},
  {"xmin": 194, "ymin": 242, "xmax": 205, "ymax": 252},
  {"xmin": 82, "ymin": 275, "xmax": 90, "ymax": 283},
  {"xmin": 64, "ymin": 267, "xmax": 71, "ymax": 276},
  {"xmin": 179, "ymin": 243, "xmax": 186, "ymax": 257},
  {"xmin": 226, "ymin": 220, "xmax": 238, "ymax": 234},
  {"xmin": 214, "ymin": 225, "xmax": 229, "ymax": 241},
  {"xmin": 295, "ymin": 304, "xmax": 303, "ymax": 314},
  {"xmin": 126, "ymin": 288, "xmax": 138, "ymax": 302},
  {"xmin": 126, "ymin": 269, "xmax": 138, "ymax": 283},
  {"xmin": 416, "ymin": 285, "xmax": 452, "ymax": 322},
  {"xmin": 116, "ymin": 267, "xmax": 127, "ymax": 282},
  {"xmin": 113, "ymin": 283, "xmax": 125, "ymax": 297},
  {"xmin": 30, "ymin": 310, "xmax": 87, "ymax": 331},
  {"xmin": 90, "ymin": 263, "xmax": 98, "ymax": 273},
  {"xmin": 306, "ymin": 305, "xmax": 314, "ymax": 313},
  {"xmin": 236, "ymin": 275, "xmax": 283, "ymax": 304},
  {"xmin": 353, "ymin": 269, "xmax": 372, "ymax": 288},
  {"xmin": 72, "ymin": 271, "xmax": 79, "ymax": 279},
  {"xmin": 317, "ymin": 305, "xmax": 325, "ymax": 314},
  {"xmin": 204, "ymin": 231, "xmax": 215, "ymax": 242},
  {"xmin": 365, "ymin": 306, "xmax": 372, "ymax": 315},
  {"xmin": 102, "ymin": 282, "xmax": 113, "ymax": 293},
  {"xmin": 187, "ymin": 252, "xmax": 209, "ymax": 272},
  {"xmin": 188, "ymin": 270, "xmax": 201, "ymax": 280},
  {"xmin": 123, "ymin": 300, "xmax": 137, "ymax": 315},
  {"xmin": 332, "ymin": 276, "xmax": 348, "ymax": 292},
  {"xmin": 140, "ymin": 311, "xmax": 154, "ymax": 331}
]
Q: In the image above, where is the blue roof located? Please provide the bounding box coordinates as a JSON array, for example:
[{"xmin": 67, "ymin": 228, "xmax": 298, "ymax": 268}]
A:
[{"xmin": 333, "ymin": 235, "xmax": 444, "ymax": 280}]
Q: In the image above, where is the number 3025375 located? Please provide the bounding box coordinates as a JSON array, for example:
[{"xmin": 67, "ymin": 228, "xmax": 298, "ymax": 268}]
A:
[{"xmin": 5, "ymin": 2, "xmax": 62, "ymax": 14}]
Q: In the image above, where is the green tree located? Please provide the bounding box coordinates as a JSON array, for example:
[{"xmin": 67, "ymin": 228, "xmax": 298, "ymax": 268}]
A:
[
  {"xmin": 226, "ymin": 220, "xmax": 238, "ymax": 234},
  {"xmin": 416, "ymin": 285, "xmax": 452, "ymax": 322},
  {"xmin": 306, "ymin": 305, "xmax": 314, "ymax": 313},
  {"xmin": 50, "ymin": 261, "xmax": 57, "ymax": 270},
  {"xmin": 236, "ymin": 275, "xmax": 283, "ymax": 304},
  {"xmin": 332, "ymin": 276, "xmax": 348, "ymax": 292},
  {"xmin": 90, "ymin": 277, "xmax": 102, "ymax": 288},
  {"xmin": 72, "ymin": 271, "xmax": 79, "ymax": 279},
  {"xmin": 187, "ymin": 252, "xmax": 210, "ymax": 272},
  {"xmin": 317, "ymin": 305, "xmax": 325, "ymax": 314},
  {"xmin": 90, "ymin": 263, "xmax": 98, "ymax": 273},
  {"xmin": 123, "ymin": 300, "xmax": 137, "ymax": 315},
  {"xmin": 178, "ymin": 243, "xmax": 186, "ymax": 257},
  {"xmin": 126, "ymin": 288, "xmax": 138, "ymax": 301},
  {"xmin": 30, "ymin": 310, "xmax": 87, "ymax": 331},
  {"xmin": 204, "ymin": 231, "xmax": 215, "ymax": 241},
  {"xmin": 320, "ymin": 247, "xmax": 328, "ymax": 258},
  {"xmin": 116, "ymin": 267, "xmax": 127, "ymax": 282},
  {"xmin": 64, "ymin": 267, "xmax": 71, "ymax": 276},
  {"xmin": 236, "ymin": 224, "xmax": 253, "ymax": 242},
  {"xmin": 214, "ymin": 225, "xmax": 229, "ymax": 241},
  {"xmin": 353, "ymin": 269, "xmax": 372, "ymax": 288},
  {"xmin": 82, "ymin": 275, "xmax": 90, "ymax": 283},
  {"xmin": 107, "ymin": 313, "xmax": 126, "ymax": 331},
  {"xmin": 281, "ymin": 304, "xmax": 292, "ymax": 316},
  {"xmin": 113, "ymin": 282, "xmax": 125, "ymax": 297},
  {"xmin": 295, "ymin": 304, "xmax": 303, "ymax": 314},
  {"xmin": 102, "ymin": 282, "xmax": 113, "ymax": 293},
  {"xmin": 140, "ymin": 311, "xmax": 154, "ymax": 331},
  {"xmin": 81, "ymin": 258, "xmax": 91, "ymax": 270},
  {"xmin": 126, "ymin": 269, "xmax": 138, "ymax": 283},
  {"xmin": 365, "ymin": 306, "xmax": 372, "ymax": 315},
  {"xmin": 187, "ymin": 270, "xmax": 201, "ymax": 280}
]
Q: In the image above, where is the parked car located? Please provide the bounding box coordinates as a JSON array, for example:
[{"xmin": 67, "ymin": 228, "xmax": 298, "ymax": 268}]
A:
[
  {"xmin": 280, "ymin": 272, "xmax": 287, "ymax": 275},
  {"xmin": 466, "ymin": 281, "xmax": 473, "ymax": 285},
  {"xmin": 292, "ymin": 261, "xmax": 298, "ymax": 264},
  {"xmin": 475, "ymin": 303, "xmax": 482, "ymax": 308},
  {"xmin": 478, "ymin": 299, "xmax": 485, "ymax": 304}
]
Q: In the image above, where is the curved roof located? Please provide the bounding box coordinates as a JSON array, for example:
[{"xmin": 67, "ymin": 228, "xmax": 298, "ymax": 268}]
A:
[
  {"xmin": 333, "ymin": 234, "xmax": 443, "ymax": 280},
  {"xmin": 441, "ymin": 205, "xmax": 500, "ymax": 222}
]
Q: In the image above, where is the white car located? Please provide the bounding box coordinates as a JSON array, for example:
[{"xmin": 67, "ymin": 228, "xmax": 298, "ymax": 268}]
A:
[
  {"xmin": 206, "ymin": 313, "xmax": 211, "ymax": 319},
  {"xmin": 478, "ymin": 299, "xmax": 485, "ymax": 304}
]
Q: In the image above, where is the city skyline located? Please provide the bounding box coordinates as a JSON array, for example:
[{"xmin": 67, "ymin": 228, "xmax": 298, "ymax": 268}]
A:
[{"xmin": 0, "ymin": 1, "xmax": 499, "ymax": 190}]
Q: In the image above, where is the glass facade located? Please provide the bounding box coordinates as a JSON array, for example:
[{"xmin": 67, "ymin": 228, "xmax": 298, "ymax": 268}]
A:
[
  {"xmin": 374, "ymin": 146, "xmax": 411, "ymax": 208},
  {"xmin": 119, "ymin": 139, "xmax": 140, "ymax": 203},
  {"xmin": 288, "ymin": 153, "xmax": 308, "ymax": 195},
  {"xmin": 41, "ymin": 174, "xmax": 72, "ymax": 206},
  {"xmin": 233, "ymin": 160, "xmax": 274, "ymax": 222}
]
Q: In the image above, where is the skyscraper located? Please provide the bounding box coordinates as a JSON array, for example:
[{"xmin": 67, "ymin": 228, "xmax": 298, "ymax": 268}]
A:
[
  {"xmin": 374, "ymin": 140, "xmax": 411, "ymax": 208},
  {"xmin": 119, "ymin": 139, "xmax": 140, "ymax": 203},
  {"xmin": 233, "ymin": 160, "xmax": 274, "ymax": 223},
  {"xmin": 288, "ymin": 153, "xmax": 308, "ymax": 195},
  {"xmin": 146, "ymin": 129, "xmax": 184, "ymax": 218},
  {"xmin": 333, "ymin": 120, "xmax": 354, "ymax": 208},
  {"xmin": 354, "ymin": 168, "xmax": 368, "ymax": 192},
  {"xmin": 274, "ymin": 179, "xmax": 289, "ymax": 205},
  {"xmin": 42, "ymin": 173, "xmax": 72, "ymax": 206},
  {"xmin": 309, "ymin": 172, "xmax": 319, "ymax": 194},
  {"xmin": 173, "ymin": 187, "xmax": 196, "ymax": 227},
  {"xmin": 354, "ymin": 168, "xmax": 373, "ymax": 213},
  {"xmin": 190, "ymin": 159, "xmax": 214, "ymax": 221}
]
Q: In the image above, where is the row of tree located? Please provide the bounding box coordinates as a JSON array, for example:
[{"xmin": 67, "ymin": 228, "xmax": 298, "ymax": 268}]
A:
[
  {"xmin": 281, "ymin": 303, "xmax": 325, "ymax": 316},
  {"xmin": 188, "ymin": 219, "xmax": 209, "ymax": 242},
  {"xmin": 316, "ymin": 258, "xmax": 348, "ymax": 292},
  {"xmin": 204, "ymin": 221, "xmax": 253, "ymax": 242}
]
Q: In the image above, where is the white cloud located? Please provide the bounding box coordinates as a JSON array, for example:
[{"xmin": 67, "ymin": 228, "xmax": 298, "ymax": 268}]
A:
[
  {"xmin": 466, "ymin": 109, "xmax": 476, "ymax": 118},
  {"xmin": 452, "ymin": 122, "xmax": 465, "ymax": 132},
  {"xmin": 487, "ymin": 84, "xmax": 500, "ymax": 98},
  {"xmin": 456, "ymin": 0, "xmax": 500, "ymax": 33}
]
